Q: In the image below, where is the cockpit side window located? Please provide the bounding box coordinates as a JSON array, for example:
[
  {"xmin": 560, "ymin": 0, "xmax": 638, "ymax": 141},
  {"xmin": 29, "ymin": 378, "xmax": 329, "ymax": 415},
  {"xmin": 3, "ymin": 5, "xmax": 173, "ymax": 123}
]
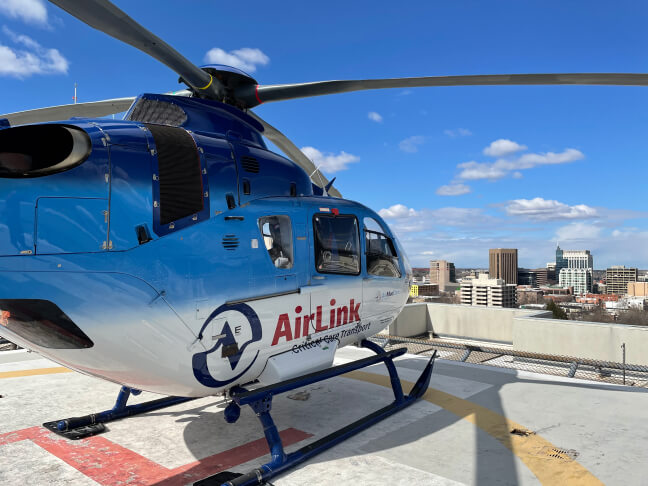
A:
[
  {"xmin": 313, "ymin": 214, "xmax": 360, "ymax": 275},
  {"xmin": 258, "ymin": 215, "xmax": 293, "ymax": 269},
  {"xmin": 363, "ymin": 217, "xmax": 401, "ymax": 278}
]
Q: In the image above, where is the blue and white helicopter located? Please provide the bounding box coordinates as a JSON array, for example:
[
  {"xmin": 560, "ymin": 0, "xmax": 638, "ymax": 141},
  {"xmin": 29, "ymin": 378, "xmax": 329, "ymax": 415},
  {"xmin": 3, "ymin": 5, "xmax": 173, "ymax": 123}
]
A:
[{"xmin": 1, "ymin": 1, "xmax": 646, "ymax": 484}]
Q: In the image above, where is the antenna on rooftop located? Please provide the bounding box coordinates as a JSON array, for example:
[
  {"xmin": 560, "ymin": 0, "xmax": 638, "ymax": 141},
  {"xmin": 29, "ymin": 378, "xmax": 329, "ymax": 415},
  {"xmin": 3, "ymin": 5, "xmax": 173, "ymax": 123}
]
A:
[{"xmin": 73, "ymin": 83, "xmax": 77, "ymax": 104}]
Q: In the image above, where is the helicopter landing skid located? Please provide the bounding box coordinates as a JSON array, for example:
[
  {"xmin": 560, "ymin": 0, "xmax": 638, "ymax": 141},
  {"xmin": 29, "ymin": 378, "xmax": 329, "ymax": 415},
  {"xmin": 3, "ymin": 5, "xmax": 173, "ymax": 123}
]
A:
[
  {"xmin": 43, "ymin": 386, "xmax": 197, "ymax": 440},
  {"xmin": 200, "ymin": 339, "xmax": 437, "ymax": 486}
]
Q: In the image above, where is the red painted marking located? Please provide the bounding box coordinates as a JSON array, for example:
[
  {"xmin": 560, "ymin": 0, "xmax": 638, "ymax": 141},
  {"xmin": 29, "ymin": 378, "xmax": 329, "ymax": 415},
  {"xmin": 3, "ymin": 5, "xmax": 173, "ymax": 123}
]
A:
[
  {"xmin": 0, "ymin": 425, "xmax": 311, "ymax": 486},
  {"xmin": 255, "ymin": 85, "xmax": 263, "ymax": 105},
  {"xmin": 158, "ymin": 428, "xmax": 310, "ymax": 486},
  {"xmin": 0, "ymin": 425, "xmax": 43, "ymax": 445},
  {"xmin": 33, "ymin": 432, "xmax": 170, "ymax": 485}
]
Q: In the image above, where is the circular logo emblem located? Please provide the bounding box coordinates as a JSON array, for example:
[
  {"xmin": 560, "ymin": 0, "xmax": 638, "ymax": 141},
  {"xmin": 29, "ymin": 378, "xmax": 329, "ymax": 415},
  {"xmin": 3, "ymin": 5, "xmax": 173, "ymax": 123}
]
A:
[{"xmin": 192, "ymin": 302, "xmax": 262, "ymax": 388}]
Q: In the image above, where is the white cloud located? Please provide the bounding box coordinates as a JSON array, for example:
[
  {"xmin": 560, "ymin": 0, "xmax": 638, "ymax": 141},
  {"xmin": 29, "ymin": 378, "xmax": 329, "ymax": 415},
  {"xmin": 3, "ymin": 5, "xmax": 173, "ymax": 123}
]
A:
[
  {"xmin": 514, "ymin": 148, "xmax": 584, "ymax": 168},
  {"xmin": 444, "ymin": 128, "xmax": 472, "ymax": 137},
  {"xmin": 436, "ymin": 183, "xmax": 471, "ymax": 196},
  {"xmin": 368, "ymin": 111, "xmax": 383, "ymax": 123},
  {"xmin": 300, "ymin": 146, "xmax": 359, "ymax": 174},
  {"xmin": 204, "ymin": 47, "xmax": 269, "ymax": 73},
  {"xmin": 505, "ymin": 198, "xmax": 598, "ymax": 221},
  {"xmin": 483, "ymin": 139, "xmax": 527, "ymax": 157},
  {"xmin": 554, "ymin": 222, "xmax": 603, "ymax": 241},
  {"xmin": 399, "ymin": 135, "xmax": 425, "ymax": 153},
  {"xmin": 512, "ymin": 171, "xmax": 523, "ymax": 179},
  {"xmin": 457, "ymin": 161, "xmax": 508, "ymax": 180},
  {"xmin": 0, "ymin": 27, "xmax": 68, "ymax": 77},
  {"xmin": 379, "ymin": 204, "xmax": 418, "ymax": 219},
  {"xmin": 457, "ymin": 148, "xmax": 584, "ymax": 181},
  {"xmin": 378, "ymin": 203, "xmax": 495, "ymax": 233},
  {"xmin": 0, "ymin": 0, "xmax": 47, "ymax": 26}
]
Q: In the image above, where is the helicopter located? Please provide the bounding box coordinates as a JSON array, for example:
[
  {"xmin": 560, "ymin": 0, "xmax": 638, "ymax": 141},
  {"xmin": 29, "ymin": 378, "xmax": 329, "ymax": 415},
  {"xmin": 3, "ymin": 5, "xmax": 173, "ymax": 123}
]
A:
[{"xmin": 1, "ymin": 1, "xmax": 647, "ymax": 485}]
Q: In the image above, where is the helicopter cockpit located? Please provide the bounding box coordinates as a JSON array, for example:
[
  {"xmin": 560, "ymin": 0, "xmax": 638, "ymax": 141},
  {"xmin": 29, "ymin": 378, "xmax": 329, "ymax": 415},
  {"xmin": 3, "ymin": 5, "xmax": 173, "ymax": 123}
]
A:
[{"xmin": 259, "ymin": 215, "xmax": 293, "ymax": 269}]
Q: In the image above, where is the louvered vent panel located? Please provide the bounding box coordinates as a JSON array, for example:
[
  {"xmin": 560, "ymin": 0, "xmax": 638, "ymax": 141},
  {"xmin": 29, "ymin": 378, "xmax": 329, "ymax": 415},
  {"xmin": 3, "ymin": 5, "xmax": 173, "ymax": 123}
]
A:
[
  {"xmin": 241, "ymin": 156, "xmax": 260, "ymax": 173},
  {"xmin": 145, "ymin": 124, "xmax": 202, "ymax": 225},
  {"xmin": 222, "ymin": 235, "xmax": 239, "ymax": 251}
]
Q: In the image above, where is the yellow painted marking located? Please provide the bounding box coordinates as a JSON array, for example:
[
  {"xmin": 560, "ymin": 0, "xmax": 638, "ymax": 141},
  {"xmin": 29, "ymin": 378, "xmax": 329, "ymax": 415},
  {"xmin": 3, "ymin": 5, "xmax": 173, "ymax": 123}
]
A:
[
  {"xmin": 198, "ymin": 74, "xmax": 213, "ymax": 90},
  {"xmin": 0, "ymin": 367, "xmax": 71, "ymax": 379},
  {"xmin": 346, "ymin": 370, "xmax": 603, "ymax": 486}
]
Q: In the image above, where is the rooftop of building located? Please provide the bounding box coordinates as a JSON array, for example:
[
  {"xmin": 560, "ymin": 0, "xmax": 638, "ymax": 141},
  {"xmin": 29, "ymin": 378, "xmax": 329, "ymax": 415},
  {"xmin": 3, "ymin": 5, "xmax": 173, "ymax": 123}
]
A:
[{"xmin": 2, "ymin": 331, "xmax": 648, "ymax": 486}]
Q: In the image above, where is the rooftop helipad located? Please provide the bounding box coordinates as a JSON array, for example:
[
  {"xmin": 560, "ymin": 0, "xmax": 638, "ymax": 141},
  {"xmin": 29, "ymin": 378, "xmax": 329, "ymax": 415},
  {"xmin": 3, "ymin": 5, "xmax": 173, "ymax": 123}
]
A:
[{"xmin": 1, "ymin": 346, "xmax": 646, "ymax": 485}]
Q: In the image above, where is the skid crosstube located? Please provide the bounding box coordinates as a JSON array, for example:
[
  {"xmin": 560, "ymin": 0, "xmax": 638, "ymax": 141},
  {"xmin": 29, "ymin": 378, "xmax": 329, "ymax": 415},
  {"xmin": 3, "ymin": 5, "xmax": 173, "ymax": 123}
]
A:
[
  {"xmin": 205, "ymin": 339, "xmax": 437, "ymax": 486},
  {"xmin": 43, "ymin": 386, "xmax": 197, "ymax": 440}
]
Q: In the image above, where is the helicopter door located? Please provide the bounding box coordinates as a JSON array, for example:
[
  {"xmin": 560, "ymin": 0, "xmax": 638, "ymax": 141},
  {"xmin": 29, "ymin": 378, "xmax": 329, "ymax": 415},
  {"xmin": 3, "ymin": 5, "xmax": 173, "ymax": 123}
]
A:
[
  {"xmin": 306, "ymin": 211, "xmax": 363, "ymax": 338},
  {"xmin": 361, "ymin": 217, "xmax": 403, "ymax": 325}
]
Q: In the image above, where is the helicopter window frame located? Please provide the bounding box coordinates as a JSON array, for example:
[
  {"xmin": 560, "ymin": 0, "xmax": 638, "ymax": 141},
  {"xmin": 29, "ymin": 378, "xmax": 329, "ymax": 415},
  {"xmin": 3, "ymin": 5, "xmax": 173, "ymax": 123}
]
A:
[
  {"xmin": 258, "ymin": 215, "xmax": 294, "ymax": 270},
  {"xmin": 312, "ymin": 213, "xmax": 361, "ymax": 276},
  {"xmin": 364, "ymin": 227, "xmax": 402, "ymax": 278},
  {"xmin": 363, "ymin": 216, "xmax": 401, "ymax": 278}
]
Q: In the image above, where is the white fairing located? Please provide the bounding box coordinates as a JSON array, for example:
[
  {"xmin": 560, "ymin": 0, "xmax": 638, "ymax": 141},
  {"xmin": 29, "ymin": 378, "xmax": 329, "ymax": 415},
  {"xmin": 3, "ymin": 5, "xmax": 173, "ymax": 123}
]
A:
[{"xmin": 258, "ymin": 338, "xmax": 338, "ymax": 385}]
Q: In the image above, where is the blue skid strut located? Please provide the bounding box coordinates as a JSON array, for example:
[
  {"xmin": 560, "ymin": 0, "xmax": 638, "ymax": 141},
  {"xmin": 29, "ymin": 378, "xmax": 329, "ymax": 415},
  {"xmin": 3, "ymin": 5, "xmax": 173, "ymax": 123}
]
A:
[
  {"xmin": 210, "ymin": 340, "xmax": 437, "ymax": 486},
  {"xmin": 43, "ymin": 386, "xmax": 197, "ymax": 440}
]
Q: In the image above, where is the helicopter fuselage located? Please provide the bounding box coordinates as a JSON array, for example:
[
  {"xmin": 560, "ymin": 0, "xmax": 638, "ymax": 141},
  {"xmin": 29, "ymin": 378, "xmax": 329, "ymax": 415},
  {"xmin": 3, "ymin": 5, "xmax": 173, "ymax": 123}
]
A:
[{"xmin": 0, "ymin": 94, "xmax": 411, "ymax": 396}]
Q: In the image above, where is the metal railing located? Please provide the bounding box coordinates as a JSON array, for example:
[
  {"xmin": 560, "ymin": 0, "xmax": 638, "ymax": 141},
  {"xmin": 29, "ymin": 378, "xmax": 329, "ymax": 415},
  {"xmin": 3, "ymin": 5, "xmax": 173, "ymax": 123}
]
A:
[{"xmin": 372, "ymin": 334, "xmax": 648, "ymax": 387}]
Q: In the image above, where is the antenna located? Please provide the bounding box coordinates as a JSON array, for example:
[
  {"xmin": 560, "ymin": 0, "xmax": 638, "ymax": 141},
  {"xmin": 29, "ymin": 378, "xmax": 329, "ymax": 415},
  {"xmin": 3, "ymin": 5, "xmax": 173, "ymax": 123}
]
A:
[
  {"xmin": 73, "ymin": 83, "xmax": 77, "ymax": 104},
  {"xmin": 309, "ymin": 164, "xmax": 328, "ymax": 195}
]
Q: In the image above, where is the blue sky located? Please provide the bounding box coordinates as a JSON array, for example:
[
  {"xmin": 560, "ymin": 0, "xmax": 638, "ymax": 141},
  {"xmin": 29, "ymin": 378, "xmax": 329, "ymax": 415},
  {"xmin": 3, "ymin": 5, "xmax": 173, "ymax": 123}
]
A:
[{"xmin": 1, "ymin": 0, "xmax": 647, "ymax": 269}]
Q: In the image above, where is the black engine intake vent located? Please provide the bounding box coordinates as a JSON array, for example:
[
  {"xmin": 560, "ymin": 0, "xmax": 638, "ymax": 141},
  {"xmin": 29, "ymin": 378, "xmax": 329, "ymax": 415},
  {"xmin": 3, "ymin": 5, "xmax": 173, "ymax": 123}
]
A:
[
  {"xmin": 127, "ymin": 99, "xmax": 188, "ymax": 127},
  {"xmin": 146, "ymin": 124, "xmax": 203, "ymax": 225},
  {"xmin": 241, "ymin": 156, "xmax": 259, "ymax": 173},
  {"xmin": 0, "ymin": 124, "xmax": 91, "ymax": 178},
  {"xmin": 222, "ymin": 235, "xmax": 239, "ymax": 250}
]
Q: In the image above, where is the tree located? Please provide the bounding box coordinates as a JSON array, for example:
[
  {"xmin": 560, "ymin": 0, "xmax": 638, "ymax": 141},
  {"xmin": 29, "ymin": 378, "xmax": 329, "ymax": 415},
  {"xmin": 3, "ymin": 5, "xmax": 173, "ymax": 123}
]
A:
[{"xmin": 546, "ymin": 300, "xmax": 568, "ymax": 320}]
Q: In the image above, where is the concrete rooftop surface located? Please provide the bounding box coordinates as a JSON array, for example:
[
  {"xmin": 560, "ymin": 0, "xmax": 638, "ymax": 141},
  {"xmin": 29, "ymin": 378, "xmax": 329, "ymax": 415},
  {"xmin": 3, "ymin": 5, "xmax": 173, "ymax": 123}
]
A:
[{"xmin": 1, "ymin": 346, "xmax": 647, "ymax": 486}]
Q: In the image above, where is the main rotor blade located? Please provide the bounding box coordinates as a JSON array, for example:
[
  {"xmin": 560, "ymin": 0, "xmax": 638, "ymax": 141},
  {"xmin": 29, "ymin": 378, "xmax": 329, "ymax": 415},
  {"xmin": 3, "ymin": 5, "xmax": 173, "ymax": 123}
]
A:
[
  {"xmin": 49, "ymin": 0, "xmax": 224, "ymax": 100},
  {"xmin": 242, "ymin": 73, "xmax": 648, "ymax": 107},
  {"xmin": 0, "ymin": 97, "xmax": 136, "ymax": 126},
  {"xmin": 248, "ymin": 112, "xmax": 342, "ymax": 198}
]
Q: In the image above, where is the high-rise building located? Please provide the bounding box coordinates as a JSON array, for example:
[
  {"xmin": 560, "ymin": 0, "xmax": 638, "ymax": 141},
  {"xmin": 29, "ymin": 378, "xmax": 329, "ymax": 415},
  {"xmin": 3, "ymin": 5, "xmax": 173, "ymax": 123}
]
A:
[
  {"xmin": 555, "ymin": 247, "xmax": 594, "ymax": 294},
  {"xmin": 563, "ymin": 250, "xmax": 593, "ymax": 269},
  {"xmin": 628, "ymin": 282, "xmax": 648, "ymax": 297},
  {"xmin": 555, "ymin": 245, "xmax": 567, "ymax": 275},
  {"xmin": 559, "ymin": 268, "xmax": 593, "ymax": 295},
  {"xmin": 517, "ymin": 269, "xmax": 538, "ymax": 288},
  {"xmin": 533, "ymin": 268, "xmax": 548, "ymax": 286},
  {"xmin": 461, "ymin": 273, "xmax": 517, "ymax": 307},
  {"xmin": 489, "ymin": 248, "xmax": 518, "ymax": 285},
  {"xmin": 606, "ymin": 266, "xmax": 638, "ymax": 295},
  {"xmin": 429, "ymin": 260, "xmax": 456, "ymax": 291}
]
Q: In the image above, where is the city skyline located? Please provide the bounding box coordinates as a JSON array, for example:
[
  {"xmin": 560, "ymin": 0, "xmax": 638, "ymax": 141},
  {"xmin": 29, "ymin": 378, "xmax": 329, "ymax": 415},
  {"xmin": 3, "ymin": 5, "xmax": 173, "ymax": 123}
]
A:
[{"xmin": 0, "ymin": 1, "xmax": 646, "ymax": 268}]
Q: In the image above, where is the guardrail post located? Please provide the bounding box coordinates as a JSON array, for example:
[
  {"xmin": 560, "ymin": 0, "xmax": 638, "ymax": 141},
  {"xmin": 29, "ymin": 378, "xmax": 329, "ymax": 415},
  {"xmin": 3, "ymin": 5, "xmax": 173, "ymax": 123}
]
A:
[
  {"xmin": 622, "ymin": 343, "xmax": 626, "ymax": 385},
  {"xmin": 567, "ymin": 361, "xmax": 579, "ymax": 378}
]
